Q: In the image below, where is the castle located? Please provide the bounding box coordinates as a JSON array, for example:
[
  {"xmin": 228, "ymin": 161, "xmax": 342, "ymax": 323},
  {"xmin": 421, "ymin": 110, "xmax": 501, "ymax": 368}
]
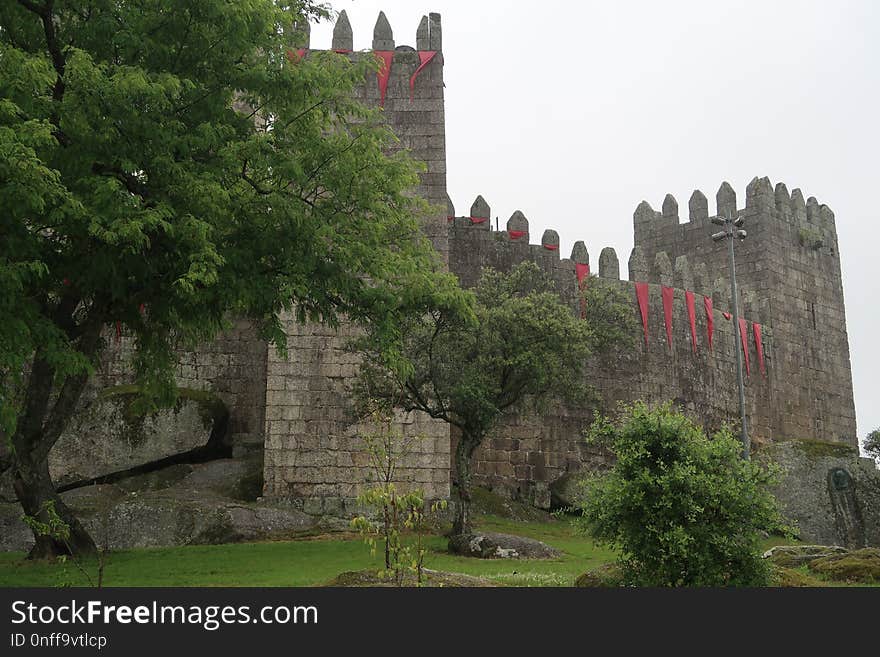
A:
[
  {"xmin": 3, "ymin": 11, "xmax": 876, "ymax": 551},
  {"xmin": 251, "ymin": 11, "xmax": 869, "ymax": 542}
]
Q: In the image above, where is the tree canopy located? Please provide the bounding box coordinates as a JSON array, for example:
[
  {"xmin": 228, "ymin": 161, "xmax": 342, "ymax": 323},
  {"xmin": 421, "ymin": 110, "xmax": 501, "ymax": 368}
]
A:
[
  {"xmin": 356, "ymin": 262, "xmax": 633, "ymax": 537},
  {"xmin": 0, "ymin": 0, "xmax": 464, "ymax": 557}
]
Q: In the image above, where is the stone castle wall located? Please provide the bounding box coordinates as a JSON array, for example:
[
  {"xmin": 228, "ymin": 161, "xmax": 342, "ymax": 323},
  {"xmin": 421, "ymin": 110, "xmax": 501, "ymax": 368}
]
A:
[
  {"xmin": 446, "ymin": 192, "xmax": 785, "ymax": 506},
  {"xmin": 260, "ymin": 12, "xmax": 453, "ymax": 513}
]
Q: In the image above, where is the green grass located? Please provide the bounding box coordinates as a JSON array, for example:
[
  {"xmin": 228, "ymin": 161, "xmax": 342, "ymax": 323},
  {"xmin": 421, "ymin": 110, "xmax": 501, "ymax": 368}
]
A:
[
  {"xmin": 0, "ymin": 513, "xmax": 859, "ymax": 588},
  {"xmin": 0, "ymin": 514, "xmax": 611, "ymax": 588}
]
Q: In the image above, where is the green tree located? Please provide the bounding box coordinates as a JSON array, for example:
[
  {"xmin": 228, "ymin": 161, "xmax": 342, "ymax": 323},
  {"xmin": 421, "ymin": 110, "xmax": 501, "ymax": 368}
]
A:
[
  {"xmin": 577, "ymin": 402, "xmax": 791, "ymax": 587},
  {"xmin": 864, "ymin": 428, "xmax": 880, "ymax": 466},
  {"xmin": 356, "ymin": 262, "xmax": 632, "ymax": 540},
  {"xmin": 0, "ymin": 0, "xmax": 464, "ymax": 558}
]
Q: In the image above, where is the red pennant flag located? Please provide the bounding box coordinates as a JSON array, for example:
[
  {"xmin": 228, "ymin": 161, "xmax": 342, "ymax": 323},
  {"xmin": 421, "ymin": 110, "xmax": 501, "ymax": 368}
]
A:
[
  {"xmin": 470, "ymin": 216, "xmax": 488, "ymax": 225},
  {"xmin": 333, "ymin": 49, "xmax": 352, "ymax": 55},
  {"xmin": 374, "ymin": 51, "xmax": 394, "ymax": 106},
  {"xmin": 661, "ymin": 286, "xmax": 674, "ymax": 348},
  {"xmin": 139, "ymin": 303, "xmax": 145, "ymax": 315},
  {"xmin": 576, "ymin": 263, "xmax": 590, "ymax": 320},
  {"xmin": 508, "ymin": 230, "xmax": 526, "ymax": 240},
  {"xmin": 753, "ymin": 323, "xmax": 766, "ymax": 376},
  {"xmin": 287, "ymin": 48, "xmax": 308, "ymax": 62},
  {"xmin": 115, "ymin": 320, "xmax": 122, "ymax": 343},
  {"xmin": 543, "ymin": 244, "xmax": 559, "ymax": 251},
  {"xmin": 409, "ymin": 51, "xmax": 437, "ymax": 101},
  {"xmin": 636, "ymin": 282, "xmax": 650, "ymax": 345},
  {"xmin": 685, "ymin": 291, "xmax": 697, "ymax": 354},
  {"xmin": 704, "ymin": 296, "xmax": 714, "ymax": 350},
  {"xmin": 738, "ymin": 317, "xmax": 751, "ymax": 376},
  {"xmin": 723, "ymin": 312, "xmax": 732, "ymax": 320},
  {"xmin": 447, "ymin": 215, "xmax": 455, "ymax": 222}
]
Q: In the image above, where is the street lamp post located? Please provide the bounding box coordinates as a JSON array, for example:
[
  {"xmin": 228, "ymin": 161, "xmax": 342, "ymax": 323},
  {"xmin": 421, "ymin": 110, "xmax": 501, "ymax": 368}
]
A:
[{"xmin": 711, "ymin": 213, "xmax": 750, "ymax": 460}]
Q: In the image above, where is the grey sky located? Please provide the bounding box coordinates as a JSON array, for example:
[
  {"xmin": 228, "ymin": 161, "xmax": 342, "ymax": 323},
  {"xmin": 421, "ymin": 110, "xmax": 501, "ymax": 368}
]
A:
[{"xmin": 312, "ymin": 1, "xmax": 880, "ymax": 443}]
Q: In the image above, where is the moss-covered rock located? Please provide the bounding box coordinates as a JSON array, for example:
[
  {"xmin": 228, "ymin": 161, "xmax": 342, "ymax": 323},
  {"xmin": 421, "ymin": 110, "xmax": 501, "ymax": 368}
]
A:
[
  {"xmin": 326, "ymin": 569, "xmax": 497, "ymax": 587},
  {"xmin": 762, "ymin": 544, "xmax": 848, "ymax": 568},
  {"xmin": 575, "ymin": 562, "xmax": 625, "ymax": 587},
  {"xmin": 807, "ymin": 548, "xmax": 880, "ymax": 582}
]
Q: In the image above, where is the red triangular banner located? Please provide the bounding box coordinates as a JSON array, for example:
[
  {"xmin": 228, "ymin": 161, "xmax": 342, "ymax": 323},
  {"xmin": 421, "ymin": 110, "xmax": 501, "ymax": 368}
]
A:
[
  {"xmin": 447, "ymin": 215, "xmax": 455, "ymax": 222},
  {"xmin": 704, "ymin": 296, "xmax": 714, "ymax": 351},
  {"xmin": 636, "ymin": 282, "xmax": 650, "ymax": 345},
  {"xmin": 410, "ymin": 51, "xmax": 437, "ymax": 101},
  {"xmin": 753, "ymin": 323, "xmax": 766, "ymax": 376},
  {"xmin": 470, "ymin": 216, "xmax": 488, "ymax": 225},
  {"xmin": 508, "ymin": 230, "xmax": 526, "ymax": 240},
  {"xmin": 685, "ymin": 291, "xmax": 697, "ymax": 354},
  {"xmin": 662, "ymin": 286, "xmax": 674, "ymax": 348},
  {"xmin": 543, "ymin": 244, "xmax": 559, "ymax": 251},
  {"xmin": 723, "ymin": 312, "xmax": 732, "ymax": 320},
  {"xmin": 739, "ymin": 317, "xmax": 751, "ymax": 376},
  {"xmin": 576, "ymin": 263, "xmax": 590, "ymax": 320},
  {"xmin": 287, "ymin": 48, "xmax": 308, "ymax": 62},
  {"xmin": 375, "ymin": 51, "xmax": 394, "ymax": 106}
]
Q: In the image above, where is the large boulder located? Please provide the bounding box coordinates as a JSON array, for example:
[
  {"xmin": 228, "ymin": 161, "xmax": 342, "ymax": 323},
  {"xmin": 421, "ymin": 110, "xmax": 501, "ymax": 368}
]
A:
[
  {"xmin": 448, "ymin": 531, "xmax": 561, "ymax": 559},
  {"xmin": 50, "ymin": 386, "xmax": 228, "ymax": 487},
  {"xmin": 0, "ymin": 462, "xmax": 310, "ymax": 553}
]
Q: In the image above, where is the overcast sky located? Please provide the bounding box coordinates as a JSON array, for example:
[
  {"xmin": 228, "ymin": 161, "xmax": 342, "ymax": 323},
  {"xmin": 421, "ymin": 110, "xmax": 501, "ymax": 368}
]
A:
[{"xmin": 311, "ymin": 0, "xmax": 879, "ymax": 444}]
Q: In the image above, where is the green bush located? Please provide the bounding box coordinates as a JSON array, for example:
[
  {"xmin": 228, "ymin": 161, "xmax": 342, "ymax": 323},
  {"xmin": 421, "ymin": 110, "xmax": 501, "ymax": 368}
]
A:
[{"xmin": 576, "ymin": 402, "xmax": 791, "ymax": 587}]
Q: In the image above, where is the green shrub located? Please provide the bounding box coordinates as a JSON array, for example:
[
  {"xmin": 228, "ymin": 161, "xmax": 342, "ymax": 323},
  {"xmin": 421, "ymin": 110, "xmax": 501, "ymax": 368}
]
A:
[{"xmin": 575, "ymin": 402, "xmax": 792, "ymax": 587}]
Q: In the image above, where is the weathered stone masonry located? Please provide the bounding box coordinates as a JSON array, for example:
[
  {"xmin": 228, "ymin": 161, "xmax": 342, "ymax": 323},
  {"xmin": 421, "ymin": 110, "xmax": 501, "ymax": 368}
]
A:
[{"xmin": 261, "ymin": 12, "xmax": 452, "ymax": 512}]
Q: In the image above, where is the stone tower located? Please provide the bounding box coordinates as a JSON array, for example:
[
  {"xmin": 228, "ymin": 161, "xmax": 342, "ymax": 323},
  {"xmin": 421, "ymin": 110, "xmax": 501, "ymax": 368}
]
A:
[
  {"xmin": 633, "ymin": 178, "xmax": 856, "ymax": 445},
  {"xmin": 261, "ymin": 12, "xmax": 453, "ymax": 510}
]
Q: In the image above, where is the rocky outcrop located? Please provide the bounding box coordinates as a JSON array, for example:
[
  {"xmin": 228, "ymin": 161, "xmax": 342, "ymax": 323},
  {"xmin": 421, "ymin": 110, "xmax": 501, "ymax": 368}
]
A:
[
  {"xmin": 0, "ymin": 458, "xmax": 314, "ymax": 553},
  {"xmin": 761, "ymin": 441, "xmax": 880, "ymax": 548}
]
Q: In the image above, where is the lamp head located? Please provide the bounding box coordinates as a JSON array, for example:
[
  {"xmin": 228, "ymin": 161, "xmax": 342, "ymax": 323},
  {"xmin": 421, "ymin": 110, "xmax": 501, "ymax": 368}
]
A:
[{"xmin": 712, "ymin": 231, "xmax": 726, "ymax": 242}]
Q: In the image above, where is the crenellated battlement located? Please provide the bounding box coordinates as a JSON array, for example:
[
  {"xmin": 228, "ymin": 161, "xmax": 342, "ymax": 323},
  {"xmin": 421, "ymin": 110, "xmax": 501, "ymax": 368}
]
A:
[
  {"xmin": 446, "ymin": 195, "xmax": 772, "ymax": 328},
  {"xmin": 292, "ymin": 9, "xmax": 443, "ymax": 53},
  {"xmin": 634, "ymin": 177, "xmax": 840, "ymax": 261}
]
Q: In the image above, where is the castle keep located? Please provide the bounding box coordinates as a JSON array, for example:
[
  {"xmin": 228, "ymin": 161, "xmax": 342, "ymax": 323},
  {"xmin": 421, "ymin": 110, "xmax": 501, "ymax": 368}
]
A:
[{"xmin": 3, "ymin": 11, "xmax": 874, "ymax": 551}]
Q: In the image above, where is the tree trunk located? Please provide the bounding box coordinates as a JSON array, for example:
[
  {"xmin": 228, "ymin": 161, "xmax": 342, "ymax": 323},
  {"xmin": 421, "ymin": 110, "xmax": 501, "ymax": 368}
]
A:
[
  {"xmin": 451, "ymin": 434, "xmax": 478, "ymax": 537},
  {"xmin": 13, "ymin": 454, "xmax": 97, "ymax": 559},
  {"xmin": 12, "ymin": 333, "xmax": 102, "ymax": 560}
]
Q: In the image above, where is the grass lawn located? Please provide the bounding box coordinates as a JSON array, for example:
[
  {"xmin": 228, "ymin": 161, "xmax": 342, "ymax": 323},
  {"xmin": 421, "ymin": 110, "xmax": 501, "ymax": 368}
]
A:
[
  {"xmin": 0, "ymin": 514, "xmax": 613, "ymax": 587},
  {"xmin": 0, "ymin": 512, "xmax": 862, "ymax": 587}
]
